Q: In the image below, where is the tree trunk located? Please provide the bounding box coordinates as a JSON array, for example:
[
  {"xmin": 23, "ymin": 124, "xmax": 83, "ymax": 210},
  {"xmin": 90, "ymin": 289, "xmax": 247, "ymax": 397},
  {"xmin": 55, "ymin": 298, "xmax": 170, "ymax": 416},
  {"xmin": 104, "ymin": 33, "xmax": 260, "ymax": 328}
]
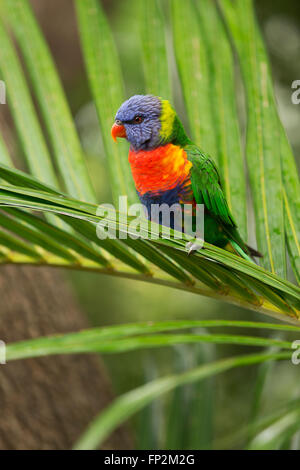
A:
[{"xmin": 0, "ymin": 265, "xmax": 132, "ymax": 450}]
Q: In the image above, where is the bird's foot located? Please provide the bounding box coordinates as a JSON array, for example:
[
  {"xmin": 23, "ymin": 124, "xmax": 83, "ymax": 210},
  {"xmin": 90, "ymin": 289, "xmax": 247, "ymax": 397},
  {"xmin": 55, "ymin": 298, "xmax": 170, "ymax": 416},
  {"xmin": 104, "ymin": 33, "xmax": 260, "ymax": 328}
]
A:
[{"xmin": 185, "ymin": 238, "xmax": 204, "ymax": 256}]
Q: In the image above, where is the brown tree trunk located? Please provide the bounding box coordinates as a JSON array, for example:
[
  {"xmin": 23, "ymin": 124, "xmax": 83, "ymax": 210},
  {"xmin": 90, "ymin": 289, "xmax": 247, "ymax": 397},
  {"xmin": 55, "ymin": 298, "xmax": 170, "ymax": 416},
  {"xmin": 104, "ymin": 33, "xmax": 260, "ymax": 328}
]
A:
[{"xmin": 0, "ymin": 265, "xmax": 132, "ymax": 450}]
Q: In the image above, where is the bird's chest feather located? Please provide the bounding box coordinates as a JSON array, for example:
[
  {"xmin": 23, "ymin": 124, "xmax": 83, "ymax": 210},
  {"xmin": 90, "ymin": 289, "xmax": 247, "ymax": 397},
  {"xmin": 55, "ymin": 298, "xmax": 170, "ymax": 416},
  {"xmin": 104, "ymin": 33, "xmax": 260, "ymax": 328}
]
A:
[{"xmin": 128, "ymin": 143, "xmax": 194, "ymax": 208}]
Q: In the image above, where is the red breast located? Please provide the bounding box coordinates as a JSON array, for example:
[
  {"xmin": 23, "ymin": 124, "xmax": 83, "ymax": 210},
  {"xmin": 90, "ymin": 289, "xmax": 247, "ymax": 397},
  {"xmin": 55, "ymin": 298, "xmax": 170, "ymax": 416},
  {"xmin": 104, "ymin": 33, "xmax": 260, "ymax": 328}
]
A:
[{"xmin": 128, "ymin": 143, "xmax": 192, "ymax": 196}]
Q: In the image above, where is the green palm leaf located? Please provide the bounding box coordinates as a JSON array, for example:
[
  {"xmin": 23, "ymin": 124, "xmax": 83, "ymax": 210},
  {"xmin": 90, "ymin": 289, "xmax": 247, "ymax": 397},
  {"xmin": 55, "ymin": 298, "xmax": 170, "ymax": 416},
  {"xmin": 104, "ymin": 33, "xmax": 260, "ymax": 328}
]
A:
[
  {"xmin": 140, "ymin": 0, "xmax": 172, "ymax": 100},
  {"xmin": 73, "ymin": 351, "xmax": 291, "ymax": 450},
  {"xmin": 0, "ymin": 2, "xmax": 297, "ymax": 308},
  {"xmin": 0, "ymin": 170, "xmax": 299, "ymax": 321},
  {"xmin": 220, "ymin": 0, "xmax": 290, "ymax": 279},
  {"xmin": 0, "ymin": 19, "xmax": 58, "ymax": 188},
  {"xmin": 171, "ymin": 0, "xmax": 217, "ymax": 157},
  {"xmin": 75, "ymin": 0, "xmax": 137, "ymax": 204},
  {"xmin": 195, "ymin": 0, "xmax": 247, "ymax": 239},
  {"xmin": 1, "ymin": 0, "xmax": 95, "ymax": 202}
]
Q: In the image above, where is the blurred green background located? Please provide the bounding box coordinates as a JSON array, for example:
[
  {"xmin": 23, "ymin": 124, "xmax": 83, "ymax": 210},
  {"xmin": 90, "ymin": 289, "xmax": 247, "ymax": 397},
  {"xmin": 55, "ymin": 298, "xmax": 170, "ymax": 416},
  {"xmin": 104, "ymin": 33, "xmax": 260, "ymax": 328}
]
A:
[{"xmin": 33, "ymin": 0, "xmax": 300, "ymax": 448}]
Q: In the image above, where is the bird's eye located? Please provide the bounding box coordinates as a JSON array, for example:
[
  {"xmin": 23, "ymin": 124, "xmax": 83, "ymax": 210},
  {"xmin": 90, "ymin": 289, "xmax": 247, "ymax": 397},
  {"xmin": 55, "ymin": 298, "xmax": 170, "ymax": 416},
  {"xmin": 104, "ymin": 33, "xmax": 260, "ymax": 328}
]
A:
[
  {"xmin": 115, "ymin": 119, "xmax": 122, "ymax": 126},
  {"xmin": 133, "ymin": 115, "xmax": 143, "ymax": 124}
]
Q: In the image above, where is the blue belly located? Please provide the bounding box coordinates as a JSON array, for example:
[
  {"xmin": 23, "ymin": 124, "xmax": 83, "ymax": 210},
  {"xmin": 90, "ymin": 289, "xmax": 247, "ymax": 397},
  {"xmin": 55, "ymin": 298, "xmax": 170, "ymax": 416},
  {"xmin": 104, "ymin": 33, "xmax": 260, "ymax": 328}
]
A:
[
  {"xmin": 137, "ymin": 184, "xmax": 191, "ymax": 229},
  {"xmin": 138, "ymin": 187, "xmax": 181, "ymax": 213}
]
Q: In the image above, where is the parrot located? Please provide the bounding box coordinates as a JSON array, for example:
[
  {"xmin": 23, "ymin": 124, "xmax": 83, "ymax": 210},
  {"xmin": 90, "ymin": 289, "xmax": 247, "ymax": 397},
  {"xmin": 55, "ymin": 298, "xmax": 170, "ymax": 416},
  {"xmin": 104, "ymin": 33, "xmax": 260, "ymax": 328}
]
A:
[{"xmin": 111, "ymin": 94, "xmax": 262, "ymax": 261}]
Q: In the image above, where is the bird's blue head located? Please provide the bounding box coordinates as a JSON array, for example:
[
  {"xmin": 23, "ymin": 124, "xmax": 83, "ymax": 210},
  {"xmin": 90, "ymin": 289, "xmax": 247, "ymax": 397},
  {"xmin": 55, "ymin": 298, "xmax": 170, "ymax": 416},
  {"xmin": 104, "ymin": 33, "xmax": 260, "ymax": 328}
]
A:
[{"xmin": 111, "ymin": 94, "xmax": 177, "ymax": 151}]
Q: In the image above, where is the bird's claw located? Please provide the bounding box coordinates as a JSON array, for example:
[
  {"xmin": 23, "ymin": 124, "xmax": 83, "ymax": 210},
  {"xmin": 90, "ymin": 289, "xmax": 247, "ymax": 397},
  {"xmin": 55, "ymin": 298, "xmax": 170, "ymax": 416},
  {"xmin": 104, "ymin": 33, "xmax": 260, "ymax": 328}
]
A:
[{"xmin": 185, "ymin": 238, "xmax": 204, "ymax": 256}]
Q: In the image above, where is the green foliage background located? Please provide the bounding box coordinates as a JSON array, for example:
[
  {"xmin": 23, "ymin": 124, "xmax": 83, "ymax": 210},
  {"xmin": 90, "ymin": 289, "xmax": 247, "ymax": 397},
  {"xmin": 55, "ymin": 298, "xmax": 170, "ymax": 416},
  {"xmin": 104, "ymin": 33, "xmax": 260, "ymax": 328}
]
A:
[{"xmin": 0, "ymin": 0, "xmax": 299, "ymax": 449}]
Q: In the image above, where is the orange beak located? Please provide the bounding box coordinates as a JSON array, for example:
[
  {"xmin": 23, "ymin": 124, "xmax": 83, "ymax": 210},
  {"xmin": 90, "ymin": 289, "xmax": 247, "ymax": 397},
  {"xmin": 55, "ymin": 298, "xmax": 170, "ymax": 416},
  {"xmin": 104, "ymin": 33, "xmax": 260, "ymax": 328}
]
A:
[{"xmin": 111, "ymin": 123, "xmax": 127, "ymax": 142}]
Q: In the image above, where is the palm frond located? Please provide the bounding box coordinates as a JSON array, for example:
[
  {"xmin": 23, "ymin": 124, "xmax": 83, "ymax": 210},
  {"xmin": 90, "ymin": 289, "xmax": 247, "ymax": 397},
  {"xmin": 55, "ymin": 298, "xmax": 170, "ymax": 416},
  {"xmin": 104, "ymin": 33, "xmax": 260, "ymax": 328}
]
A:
[
  {"xmin": 171, "ymin": 0, "xmax": 217, "ymax": 156},
  {"xmin": 219, "ymin": 0, "xmax": 294, "ymax": 279},
  {"xmin": 0, "ymin": 0, "xmax": 298, "ymax": 323},
  {"xmin": 7, "ymin": 318, "xmax": 299, "ymax": 362},
  {"xmin": 1, "ymin": 0, "xmax": 96, "ymax": 202},
  {"xmin": 0, "ymin": 162, "xmax": 299, "ymax": 322},
  {"xmin": 72, "ymin": 350, "xmax": 291, "ymax": 450},
  {"xmin": 75, "ymin": 0, "xmax": 137, "ymax": 204},
  {"xmin": 140, "ymin": 0, "xmax": 172, "ymax": 100}
]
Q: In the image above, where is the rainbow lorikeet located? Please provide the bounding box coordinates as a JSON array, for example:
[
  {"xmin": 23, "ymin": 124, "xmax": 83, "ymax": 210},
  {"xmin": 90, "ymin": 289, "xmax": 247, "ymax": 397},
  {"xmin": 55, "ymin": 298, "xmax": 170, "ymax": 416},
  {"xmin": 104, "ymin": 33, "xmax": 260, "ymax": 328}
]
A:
[{"xmin": 111, "ymin": 95, "xmax": 261, "ymax": 261}]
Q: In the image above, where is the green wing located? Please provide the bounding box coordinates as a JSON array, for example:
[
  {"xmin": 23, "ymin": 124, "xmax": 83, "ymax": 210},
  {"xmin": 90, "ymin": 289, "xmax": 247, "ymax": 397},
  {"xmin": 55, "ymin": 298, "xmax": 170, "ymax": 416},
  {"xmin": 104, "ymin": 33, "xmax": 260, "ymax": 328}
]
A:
[
  {"xmin": 185, "ymin": 143, "xmax": 251, "ymax": 256},
  {"xmin": 185, "ymin": 144, "xmax": 236, "ymax": 227}
]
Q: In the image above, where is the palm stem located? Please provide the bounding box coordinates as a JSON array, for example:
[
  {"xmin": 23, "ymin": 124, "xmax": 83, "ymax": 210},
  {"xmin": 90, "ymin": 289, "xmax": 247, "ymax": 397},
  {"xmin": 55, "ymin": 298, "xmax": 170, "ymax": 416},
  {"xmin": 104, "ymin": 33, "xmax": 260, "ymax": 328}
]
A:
[{"xmin": 1, "ymin": 255, "xmax": 298, "ymax": 325}]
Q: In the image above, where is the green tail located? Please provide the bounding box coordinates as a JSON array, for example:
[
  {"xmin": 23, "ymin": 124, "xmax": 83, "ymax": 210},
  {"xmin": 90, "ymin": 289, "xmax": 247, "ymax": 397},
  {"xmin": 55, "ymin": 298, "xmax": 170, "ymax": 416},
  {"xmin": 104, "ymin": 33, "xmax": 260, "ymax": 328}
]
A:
[{"xmin": 230, "ymin": 240, "xmax": 254, "ymax": 263}]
